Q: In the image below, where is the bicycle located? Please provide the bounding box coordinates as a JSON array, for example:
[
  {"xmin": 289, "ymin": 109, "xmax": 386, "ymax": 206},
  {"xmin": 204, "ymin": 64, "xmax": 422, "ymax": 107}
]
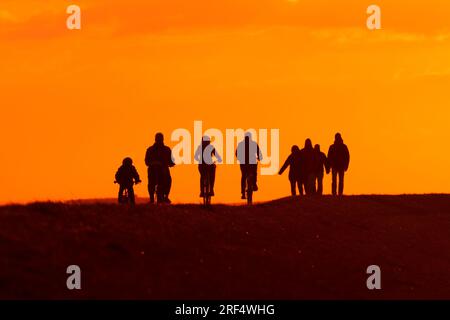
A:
[
  {"xmin": 246, "ymin": 171, "xmax": 255, "ymax": 205},
  {"xmin": 201, "ymin": 164, "xmax": 215, "ymax": 207},
  {"xmin": 114, "ymin": 180, "xmax": 141, "ymax": 205}
]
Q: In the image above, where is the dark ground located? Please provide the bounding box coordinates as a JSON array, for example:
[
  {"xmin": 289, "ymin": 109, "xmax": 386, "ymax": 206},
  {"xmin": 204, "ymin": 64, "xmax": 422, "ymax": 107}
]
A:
[{"xmin": 0, "ymin": 195, "xmax": 449, "ymax": 299}]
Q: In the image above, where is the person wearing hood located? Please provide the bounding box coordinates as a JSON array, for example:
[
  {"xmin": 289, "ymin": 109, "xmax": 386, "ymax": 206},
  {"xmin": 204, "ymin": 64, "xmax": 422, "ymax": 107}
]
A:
[
  {"xmin": 313, "ymin": 144, "xmax": 330, "ymax": 195},
  {"xmin": 300, "ymin": 139, "xmax": 316, "ymax": 195},
  {"xmin": 278, "ymin": 145, "xmax": 303, "ymax": 196},
  {"xmin": 327, "ymin": 133, "xmax": 350, "ymax": 196}
]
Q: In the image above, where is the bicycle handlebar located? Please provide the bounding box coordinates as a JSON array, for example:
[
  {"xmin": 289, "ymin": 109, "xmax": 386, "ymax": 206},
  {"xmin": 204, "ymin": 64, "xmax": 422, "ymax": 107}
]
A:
[{"xmin": 114, "ymin": 180, "xmax": 141, "ymax": 185}]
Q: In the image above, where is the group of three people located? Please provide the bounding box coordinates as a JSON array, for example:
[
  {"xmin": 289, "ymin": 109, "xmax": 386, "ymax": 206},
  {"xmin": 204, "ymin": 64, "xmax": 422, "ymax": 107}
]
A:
[
  {"xmin": 278, "ymin": 133, "xmax": 350, "ymax": 196},
  {"xmin": 144, "ymin": 132, "xmax": 262, "ymax": 203},
  {"xmin": 114, "ymin": 132, "xmax": 350, "ymax": 204}
]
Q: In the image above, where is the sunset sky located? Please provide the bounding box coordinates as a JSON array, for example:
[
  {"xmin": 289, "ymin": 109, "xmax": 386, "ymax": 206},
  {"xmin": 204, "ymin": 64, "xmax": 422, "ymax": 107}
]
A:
[{"xmin": 1, "ymin": 0, "xmax": 450, "ymax": 204}]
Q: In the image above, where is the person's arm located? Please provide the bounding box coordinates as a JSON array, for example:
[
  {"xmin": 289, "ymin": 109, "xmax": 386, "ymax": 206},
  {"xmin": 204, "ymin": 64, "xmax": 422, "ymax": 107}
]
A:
[
  {"xmin": 257, "ymin": 144, "xmax": 263, "ymax": 162},
  {"xmin": 115, "ymin": 169, "xmax": 120, "ymax": 182},
  {"xmin": 194, "ymin": 145, "xmax": 201, "ymax": 163},
  {"xmin": 168, "ymin": 147, "xmax": 176, "ymax": 167},
  {"xmin": 214, "ymin": 148, "xmax": 223, "ymax": 163},
  {"xmin": 327, "ymin": 146, "xmax": 333, "ymax": 168},
  {"xmin": 278, "ymin": 155, "xmax": 290, "ymax": 175},
  {"xmin": 144, "ymin": 148, "xmax": 151, "ymax": 167},
  {"xmin": 132, "ymin": 166, "xmax": 141, "ymax": 183},
  {"xmin": 235, "ymin": 142, "xmax": 241, "ymax": 162},
  {"xmin": 344, "ymin": 145, "xmax": 350, "ymax": 171}
]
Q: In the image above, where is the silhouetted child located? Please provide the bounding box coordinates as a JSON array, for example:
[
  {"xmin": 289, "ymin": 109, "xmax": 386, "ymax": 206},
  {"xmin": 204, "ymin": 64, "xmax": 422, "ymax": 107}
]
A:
[
  {"xmin": 279, "ymin": 145, "xmax": 303, "ymax": 196},
  {"xmin": 115, "ymin": 157, "xmax": 141, "ymax": 205}
]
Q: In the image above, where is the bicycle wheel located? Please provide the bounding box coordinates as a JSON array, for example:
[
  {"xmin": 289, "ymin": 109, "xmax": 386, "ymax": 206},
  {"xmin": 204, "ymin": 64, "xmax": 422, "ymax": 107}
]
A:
[
  {"xmin": 246, "ymin": 174, "xmax": 253, "ymax": 205},
  {"xmin": 123, "ymin": 189, "xmax": 129, "ymax": 204},
  {"xmin": 202, "ymin": 173, "xmax": 210, "ymax": 206}
]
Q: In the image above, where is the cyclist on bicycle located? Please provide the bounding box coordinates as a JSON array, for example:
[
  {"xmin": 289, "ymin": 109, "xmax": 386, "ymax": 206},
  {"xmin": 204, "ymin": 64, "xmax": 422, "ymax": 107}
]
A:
[
  {"xmin": 145, "ymin": 133, "xmax": 175, "ymax": 204},
  {"xmin": 236, "ymin": 132, "xmax": 263, "ymax": 199},
  {"xmin": 194, "ymin": 136, "xmax": 222, "ymax": 197},
  {"xmin": 115, "ymin": 157, "xmax": 141, "ymax": 205}
]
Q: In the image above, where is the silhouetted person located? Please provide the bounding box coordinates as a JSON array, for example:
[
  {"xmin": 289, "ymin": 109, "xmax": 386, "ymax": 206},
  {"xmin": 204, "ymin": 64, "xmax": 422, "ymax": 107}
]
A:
[
  {"xmin": 313, "ymin": 144, "xmax": 330, "ymax": 195},
  {"xmin": 145, "ymin": 133, "xmax": 175, "ymax": 203},
  {"xmin": 300, "ymin": 139, "xmax": 316, "ymax": 195},
  {"xmin": 327, "ymin": 133, "xmax": 350, "ymax": 196},
  {"xmin": 115, "ymin": 157, "xmax": 141, "ymax": 205},
  {"xmin": 194, "ymin": 136, "xmax": 222, "ymax": 197},
  {"xmin": 279, "ymin": 145, "xmax": 303, "ymax": 196},
  {"xmin": 236, "ymin": 132, "xmax": 263, "ymax": 199}
]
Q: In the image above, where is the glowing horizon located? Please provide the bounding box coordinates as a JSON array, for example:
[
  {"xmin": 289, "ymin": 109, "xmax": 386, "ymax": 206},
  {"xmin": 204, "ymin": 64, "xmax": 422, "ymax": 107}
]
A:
[{"xmin": 1, "ymin": 0, "xmax": 450, "ymax": 204}]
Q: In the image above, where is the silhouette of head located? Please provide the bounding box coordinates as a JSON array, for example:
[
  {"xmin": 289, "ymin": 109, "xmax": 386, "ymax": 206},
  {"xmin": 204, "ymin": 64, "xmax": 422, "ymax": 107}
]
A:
[
  {"xmin": 314, "ymin": 144, "xmax": 320, "ymax": 152},
  {"xmin": 335, "ymin": 133, "xmax": 343, "ymax": 143},
  {"xmin": 291, "ymin": 145, "xmax": 300, "ymax": 153},
  {"xmin": 155, "ymin": 132, "xmax": 164, "ymax": 144},
  {"xmin": 202, "ymin": 135, "xmax": 211, "ymax": 146},
  {"xmin": 122, "ymin": 157, "xmax": 133, "ymax": 166},
  {"xmin": 244, "ymin": 132, "xmax": 252, "ymax": 142},
  {"xmin": 304, "ymin": 139, "xmax": 312, "ymax": 149}
]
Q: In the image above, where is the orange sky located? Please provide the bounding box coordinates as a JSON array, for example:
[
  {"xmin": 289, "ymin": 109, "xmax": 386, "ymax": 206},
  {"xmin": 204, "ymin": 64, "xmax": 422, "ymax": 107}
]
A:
[{"xmin": 1, "ymin": 0, "xmax": 450, "ymax": 204}]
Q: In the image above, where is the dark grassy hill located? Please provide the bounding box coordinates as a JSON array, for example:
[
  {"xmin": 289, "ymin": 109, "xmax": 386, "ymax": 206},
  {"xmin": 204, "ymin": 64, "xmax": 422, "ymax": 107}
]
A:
[{"xmin": 0, "ymin": 195, "xmax": 449, "ymax": 299}]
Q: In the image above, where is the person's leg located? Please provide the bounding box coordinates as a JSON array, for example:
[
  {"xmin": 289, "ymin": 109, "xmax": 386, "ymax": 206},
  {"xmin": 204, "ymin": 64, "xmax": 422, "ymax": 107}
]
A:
[
  {"xmin": 166, "ymin": 172, "xmax": 172, "ymax": 200},
  {"xmin": 158, "ymin": 167, "xmax": 170, "ymax": 202},
  {"xmin": 198, "ymin": 166, "xmax": 204, "ymax": 197},
  {"xmin": 332, "ymin": 169, "xmax": 338, "ymax": 196},
  {"xmin": 310, "ymin": 174, "xmax": 316, "ymax": 194},
  {"xmin": 252, "ymin": 164, "xmax": 258, "ymax": 191},
  {"xmin": 155, "ymin": 187, "xmax": 161, "ymax": 202},
  {"xmin": 118, "ymin": 185, "xmax": 125, "ymax": 204},
  {"xmin": 338, "ymin": 170, "xmax": 345, "ymax": 196},
  {"xmin": 210, "ymin": 165, "xmax": 216, "ymax": 196},
  {"xmin": 317, "ymin": 174, "xmax": 323, "ymax": 195},
  {"xmin": 240, "ymin": 165, "xmax": 246, "ymax": 197},
  {"xmin": 289, "ymin": 179, "xmax": 296, "ymax": 196},
  {"xmin": 305, "ymin": 174, "xmax": 313, "ymax": 195},
  {"xmin": 299, "ymin": 176, "xmax": 305, "ymax": 195},
  {"xmin": 148, "ymin": 183, "xmax": 155, "ymax": 203},
  {"xmin": 155, "ymin": 168, "xmax": 165, "ymax": 203},
  {"xmin": 128, "ymin": 186, "xmax": 135, "ymax": 205},
  {"xmin": 148, "ymin": 169, "xmax": 155, "ymax": 203}
]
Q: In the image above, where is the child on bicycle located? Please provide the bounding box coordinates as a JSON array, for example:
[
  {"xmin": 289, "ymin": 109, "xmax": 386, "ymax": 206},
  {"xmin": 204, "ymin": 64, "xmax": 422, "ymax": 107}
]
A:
[
  {"xmin": 115, "ymin": 157, "xmax": 141, "ymax": 205},
  {"xmin": 194, "ymin": 136, "xmax": 222, "ymax": 197}
]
